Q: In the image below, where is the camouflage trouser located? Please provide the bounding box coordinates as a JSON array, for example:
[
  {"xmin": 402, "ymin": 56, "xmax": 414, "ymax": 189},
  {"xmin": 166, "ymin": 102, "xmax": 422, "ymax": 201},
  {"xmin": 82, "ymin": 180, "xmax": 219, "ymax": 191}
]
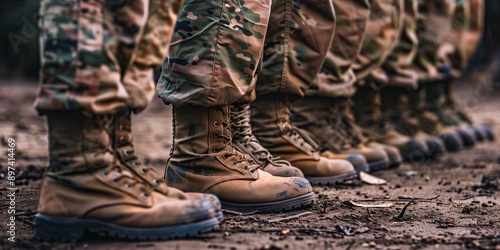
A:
[
  {"xmin": 439, "ymin": 0, "xmax": 484, "ymax": 76},
  {"xmin": 414, "ymin": 0, "xmax": 456, "ymax": 82},
  {"xmin": 35, "ymin": 0, "xmax": 182, "ymax": 116},
  {"xmin": 307, "ymin": 0, "xmax": 371, "ymax": 98},
  {"xmin": 157, "ymin": 0, "xmax": 336, "ymax": 106},
  {"xmin": 156, "ymin": 0, "xmax": 272, "ymax": 107},
  {"xmin": 353, "ymin": 0, "xmax": 405, "ymax": 86},
  {"xmin": 254, "ymin": 0, "xmax": 336, "ymax": 98},
  {"xmin": 383, "ymin": 0, "xmax": 420, "ymax": 89}
]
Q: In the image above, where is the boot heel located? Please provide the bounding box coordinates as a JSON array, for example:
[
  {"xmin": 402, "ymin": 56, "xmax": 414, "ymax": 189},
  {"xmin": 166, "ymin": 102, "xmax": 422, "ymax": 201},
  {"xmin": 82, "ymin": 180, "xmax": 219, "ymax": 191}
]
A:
[{"xmin": 35, "ymin": 214, "xmax": 85, "ymax": 241}]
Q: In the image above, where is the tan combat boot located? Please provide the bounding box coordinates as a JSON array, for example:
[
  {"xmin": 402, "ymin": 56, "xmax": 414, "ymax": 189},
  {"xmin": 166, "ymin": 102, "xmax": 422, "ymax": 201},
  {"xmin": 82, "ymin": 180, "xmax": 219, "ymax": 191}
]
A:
[
  {"xmin": 291, "ymin": 96, "xmax": 389, "ymax": 173},
  {"xmin": 425, "ymin": 82, "xmax": 476, "ymax": 147},
  {"xmin": 407, "ymin": 85, "xmax": 463, "ymax": 151},
  {"xmin": 165, "ymin": 105, "xmax": 314, "ymax": 213},
  {"xmin": 111, "ymin": 108, "xmax": 222, "ymax": 220},
  {"xmin": 251, "ymin": 94, "xmax": 357, "ymax": 185},
  {"xmin": 352, "ymin": 84, "xmax": 429, "ymax": 163},
  {"xmin": 230, "ymin": 104, "xmax": 304, "ymax": 177},
  {"xmin": 380, "ymin": 87, "xmax": 446, "ymax": 158},
  {"xmin": 36, "ymin": 112, "xmax": 219, "ymax": 241}
]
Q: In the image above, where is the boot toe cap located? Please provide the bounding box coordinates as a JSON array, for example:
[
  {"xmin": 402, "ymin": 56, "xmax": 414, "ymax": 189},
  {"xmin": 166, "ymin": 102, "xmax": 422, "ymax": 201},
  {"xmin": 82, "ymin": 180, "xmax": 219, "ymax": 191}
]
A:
[
  {"xmin": 439, "ymin": 132, "xmax": 463, "ymax": 151},
  {"xmin": 403, "ymin": 138, "xmax": 429, "ymax": 163},
  {"xmin": 347, "ymin": 154, "xmax": 370, "ymax": 174},
  {"xmin": 458, "ymin": 128, "xmax": 476, "ymax": 147}
]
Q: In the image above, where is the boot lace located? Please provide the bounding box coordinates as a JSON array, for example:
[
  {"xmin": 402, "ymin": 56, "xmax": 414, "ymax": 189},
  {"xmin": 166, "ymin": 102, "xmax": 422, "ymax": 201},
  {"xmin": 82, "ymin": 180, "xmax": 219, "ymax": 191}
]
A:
[
  {"xmin": 230, "ymin": 105, "xmax": 292, "ymax": 169},
  {"xmin": 114, "ymin": 110, "xmax": 166, "ymax": 187},
  {"xmin": 89, "ymin": 115, "xmax": 154, "ymax": 199},
  {"xmin": 214, "ymin": 106, "xmax": 260, "ymax": 173}
]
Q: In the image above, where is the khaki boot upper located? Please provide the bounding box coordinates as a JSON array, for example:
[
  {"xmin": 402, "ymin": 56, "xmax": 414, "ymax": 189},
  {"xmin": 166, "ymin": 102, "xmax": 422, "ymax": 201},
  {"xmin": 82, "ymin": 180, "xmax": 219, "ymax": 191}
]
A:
[
  {"xmin": 230, "ymin": 104, "xmax": 304, "ymax": 178},
  {"xmin": 166, "ymin": 105, "xmax": 313, "ymax": 203},
  {"xmin": 111, "ymin": 108, "xmax": 222, "ymax": 211},
  {"xmin": 39, "ymin": 112, "xmax": 215, "ymax": 228},
  {"xmin": 291, "ymin": 96, "xmax": 389, "ymax": 166},
  {"xmin": 251, "ymin": 95, "xmax": 355, "ymax": 178}
]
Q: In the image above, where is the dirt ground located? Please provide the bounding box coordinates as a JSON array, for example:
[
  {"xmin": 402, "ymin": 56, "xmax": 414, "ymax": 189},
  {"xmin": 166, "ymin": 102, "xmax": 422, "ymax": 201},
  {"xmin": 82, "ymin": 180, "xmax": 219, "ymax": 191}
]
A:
[{"xmin": 0, "ymin": 80, "xmax": 499, "ymax": 250}]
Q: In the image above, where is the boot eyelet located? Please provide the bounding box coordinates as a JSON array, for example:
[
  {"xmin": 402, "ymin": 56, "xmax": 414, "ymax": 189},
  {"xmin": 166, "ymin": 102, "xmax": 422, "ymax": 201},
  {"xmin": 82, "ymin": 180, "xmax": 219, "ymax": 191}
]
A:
[
  {"xmin": 280, "ymin": 118, "xmax": 286, "ymax": 123},
  {"xmin": 214, "ymin": 121, "xmax": 219, "ymax": 127},
  {"xmin": 132, "ymin": 161, "xmax": 139, "ymax": 167},
  {"xmin": 119, "ymin": 125, "xmax": 124, "ymax": 130},
  {"xmin": 283, "ymin": 125, "xmax": 289, "ymax": 131},
  {"xmin": 119, "ymin": 137, "xmax": 126, "ymax": 144},
  {"xmin": 123, "ymin": 150, "xmax": 130, "ymax": 156},
  {"xmin": 214, "ymin": 132, "xmax": 219, "ymax": 137},
  {"xmin": 153, "ymin": 179, "xmax": 159, "ymax": 185},
  {"xmin": 124, "ymin": 184, "xmax": 132, "ymax": 189},
  {"xmin": 213, "ymin": 147, "xmax": 220, "ymax": 153},
  {"xmin": 112, "ymin": 178, "xmax": 118, "ymax": 184},
  {"xmin": 101, "ymin": 171, "xmax": 108, "ymax": 177},
  {"xmin": 232, "ymin": 161, "xmax": 237, "ymax": 166},
  {"xmin": 222, "ymin": 153, "xmax": 229, "ymax": 159},
  {"xmin": 141, "ymin": 193, "xmax": 149, "ymax": 199},
  {"xmin": 140, "ymin": 168, "xmax": 147, "ymax": 174}
]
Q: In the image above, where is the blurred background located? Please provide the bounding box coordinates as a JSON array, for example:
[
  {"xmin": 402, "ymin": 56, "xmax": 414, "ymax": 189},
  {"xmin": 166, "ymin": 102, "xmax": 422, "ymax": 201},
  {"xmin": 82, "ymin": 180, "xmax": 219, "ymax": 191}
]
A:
[{"xmin": 1, "ymin": 0, "xmax": 500, "ymax": 83}]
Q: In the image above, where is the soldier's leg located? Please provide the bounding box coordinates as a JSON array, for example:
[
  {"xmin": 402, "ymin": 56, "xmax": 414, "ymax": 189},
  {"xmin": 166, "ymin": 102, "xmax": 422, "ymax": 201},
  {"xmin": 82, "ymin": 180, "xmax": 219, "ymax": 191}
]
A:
[
  {"xmin": 290, "ymin": 0, "xmax": 393, "ymax": 174},
  {"xmin": 158, "ymin": 0, "xmax": 315, "ymax": 213},
  {"xmin": 350, "ymin": 0, "xmax": 430, "ymax": 162},
  {"xmin": 380, "ymin": 0, "xmax": 447, "ymax": 159},
  {"xmin": 250, "ymin": 0, "xmax": 358, "ymax": 185},
  {"xmin": 34, "ymin": 0, "xmax": 219, "ymax": 241}
]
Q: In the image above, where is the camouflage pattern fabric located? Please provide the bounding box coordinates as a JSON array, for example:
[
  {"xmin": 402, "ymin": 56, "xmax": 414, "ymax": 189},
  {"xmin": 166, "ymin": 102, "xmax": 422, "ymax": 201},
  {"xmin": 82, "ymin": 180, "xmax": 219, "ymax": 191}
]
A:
[
  {"xmin": 122, "ymin": 0, "xmax": 185, "ymax": 113},
  {"xmin": 307, "ymin": 0, "xmax": 371, "ymax": 98},
  {"xmin": 439, "ymin": 0, "xmax": 483, "ymax": 76},
  {"xmin": 353, "ymin": 0, "xmax": 405, "ymax": 85},
  {"xmin": 35, "ymin": 0, "xmax": 181, "ymax": 116},
  {"xmin": 383, "ymin": 0, "xmax": 420, "ymax": 89},
  {"xmin": 156, "ymin": 0, "xmax": 272, "ymax": 107},
  {"xmin": 414, "ymin": 0, "xmax": 456, "ymax": 82},
  {"xmin": 254, "ymin": 0, "xmax": 336, "ymax": 98}
]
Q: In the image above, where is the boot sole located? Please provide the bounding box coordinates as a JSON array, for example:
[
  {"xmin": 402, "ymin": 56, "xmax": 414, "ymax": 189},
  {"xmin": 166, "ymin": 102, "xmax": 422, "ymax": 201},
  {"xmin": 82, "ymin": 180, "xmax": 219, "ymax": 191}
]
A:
[
  {"xmin": 35, "ymin": 214, "xmax": 219, "ymax": 241},
  {"xmin": 306, "ymin": 171, "xmax": 357, "ymax": 186},
  {"xmin": 216, "ymin": 211, "xmax": 223, "ymax": 222},
  {"xmin": 220, "ymin": 192, "xmax": 314, "ymax": 213},
  {"xmin": 388, "ymin": 156, "xmax": 402, "ymax": 168},
  {"xmin": 368, "ymin": 159, "xmax": 391, "ymax": 172}
]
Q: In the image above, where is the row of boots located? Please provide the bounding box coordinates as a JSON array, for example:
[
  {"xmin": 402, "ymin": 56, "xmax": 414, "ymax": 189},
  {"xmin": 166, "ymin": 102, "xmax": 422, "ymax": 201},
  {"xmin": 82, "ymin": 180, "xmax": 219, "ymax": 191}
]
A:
[{"xmin": 37, "ymin": 81, "xmax": 493, "ymax": 240}]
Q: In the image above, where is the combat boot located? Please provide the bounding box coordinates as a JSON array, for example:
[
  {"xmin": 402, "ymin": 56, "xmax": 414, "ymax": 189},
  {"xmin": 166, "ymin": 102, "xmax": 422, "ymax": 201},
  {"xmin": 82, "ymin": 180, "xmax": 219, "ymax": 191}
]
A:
[
  {"xmin": 291, "ymin": 96, "xmax": 389, "ymax": 173},
  {"xmin": 166, "ymin": 105, "xmax": 314, "ymax": 213},
  {"xmin": 230, "ymin": 104, "xmax": 304, "ymax": 177},
  {"xmin": 407, "ymin": 85, "xmax": 463, "ymax": 151},
  {"xmin": 442, "ymin": 80, "xmax": 495, "ymax": 142},
  {"xmin": 111, "ymin": 108, "xmax": 222, "ymax": 220},
  {"xmin": 425, "ymin": 82, "xmax": 476, "ymax": 147},
  {"xmin": 380, "ymin": 87, "xmax": 446, "ymax": 158},
  {"xmin": 251, "ymin": 94, "xmax": 357, "ymax": 185},
  {"xmin": 36, "ymin": 112, "xmax": 219, "ymax": 241},
  {"xmin": 352, "ymin": 84, "xmax": 429, "ymax": 162}
]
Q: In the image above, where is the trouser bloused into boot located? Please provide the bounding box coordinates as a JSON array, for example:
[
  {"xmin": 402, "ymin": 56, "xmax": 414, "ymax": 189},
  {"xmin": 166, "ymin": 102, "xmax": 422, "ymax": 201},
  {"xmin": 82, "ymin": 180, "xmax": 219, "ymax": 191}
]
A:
[{"xmin": 165, "ymin": 105, "xmax": 314, "ymax": 213}]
